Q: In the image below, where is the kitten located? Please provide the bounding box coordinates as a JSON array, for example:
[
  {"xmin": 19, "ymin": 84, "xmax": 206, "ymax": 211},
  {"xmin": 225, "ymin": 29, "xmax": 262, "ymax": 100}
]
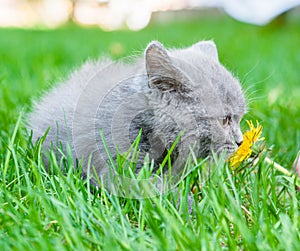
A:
[{"xmin": 28, "ymin": 40, "xmax": 246, "ymax": 192}]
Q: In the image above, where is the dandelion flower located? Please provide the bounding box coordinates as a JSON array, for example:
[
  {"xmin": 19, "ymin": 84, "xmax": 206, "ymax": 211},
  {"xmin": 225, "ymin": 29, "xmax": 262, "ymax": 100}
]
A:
[
  {"xmin": 226, "ymin": 121, "xmax": 300, "ymax": 188},
  {"xmin": 229, "ymin": 120, "xmax": 264, "ymax": 169}
]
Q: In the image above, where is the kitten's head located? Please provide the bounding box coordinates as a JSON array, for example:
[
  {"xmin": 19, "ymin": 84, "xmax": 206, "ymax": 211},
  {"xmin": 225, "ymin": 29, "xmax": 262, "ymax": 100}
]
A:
[{"xmin": 145, "ymin": 41, "xmax": 247, "ymax": 158}]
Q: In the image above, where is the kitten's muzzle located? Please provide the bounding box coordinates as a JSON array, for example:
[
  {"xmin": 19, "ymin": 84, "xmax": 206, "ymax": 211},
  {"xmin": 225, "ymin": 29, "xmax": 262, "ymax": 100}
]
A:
[
  {"xmin": 236, "ymin": 140, "xmax": 243, "ymax": 147},
  {"xmin": 216, "ymin": 142, "xmax": 237, "ymax": 157}
]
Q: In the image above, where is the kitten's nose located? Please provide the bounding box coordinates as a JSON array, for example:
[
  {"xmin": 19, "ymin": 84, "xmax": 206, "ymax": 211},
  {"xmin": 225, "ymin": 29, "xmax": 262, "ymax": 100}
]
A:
[{"xmin": 236, "ymin": 140, "xmax": 243, "ymax": 147}]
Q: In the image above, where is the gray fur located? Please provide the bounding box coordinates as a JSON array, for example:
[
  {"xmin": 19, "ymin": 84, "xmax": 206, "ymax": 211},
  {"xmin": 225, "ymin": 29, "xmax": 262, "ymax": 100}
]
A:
[{"xmin": 28, "ymin": 40, "xmax": 247, "ymax": 179}]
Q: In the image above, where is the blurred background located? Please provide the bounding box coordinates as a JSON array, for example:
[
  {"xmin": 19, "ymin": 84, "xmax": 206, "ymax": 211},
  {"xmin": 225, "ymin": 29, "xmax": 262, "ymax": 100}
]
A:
[{"xmin": 0, "ymin": 0, "xmax": 300, "ymax": 30}]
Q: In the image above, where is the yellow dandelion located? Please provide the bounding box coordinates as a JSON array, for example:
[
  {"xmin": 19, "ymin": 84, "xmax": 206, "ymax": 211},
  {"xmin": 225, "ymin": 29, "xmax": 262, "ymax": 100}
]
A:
[
  {"xmin": 225, "ymin": 121, "xmax": 300, "ymax": 188},
  {"xmin": 229, "ymin": 120, "xmax": 264, "ymax": 169}
]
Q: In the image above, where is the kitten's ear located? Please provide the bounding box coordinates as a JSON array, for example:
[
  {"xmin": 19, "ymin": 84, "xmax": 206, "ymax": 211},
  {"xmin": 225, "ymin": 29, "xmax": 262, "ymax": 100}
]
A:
[
  {"xmin": 145, "ymin": 41, "xmax": 191, "ymax": 94},
  {"xmin": 192, "ymin": 41, "xmax": 218, "ymax": 61}
]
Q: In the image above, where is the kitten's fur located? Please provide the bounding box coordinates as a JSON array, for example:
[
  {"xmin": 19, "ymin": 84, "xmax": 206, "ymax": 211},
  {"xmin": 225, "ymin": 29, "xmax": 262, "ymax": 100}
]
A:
[{"xmin": 28, "ymin": 41, "xmax": 246, "ymax": 180}]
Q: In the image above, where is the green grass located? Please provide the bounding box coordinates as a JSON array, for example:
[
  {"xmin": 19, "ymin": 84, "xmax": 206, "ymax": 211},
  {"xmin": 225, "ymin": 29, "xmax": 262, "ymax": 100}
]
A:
[{"xmin": 1, "ymin": 13, "xmax": 300, "ymax": 250}]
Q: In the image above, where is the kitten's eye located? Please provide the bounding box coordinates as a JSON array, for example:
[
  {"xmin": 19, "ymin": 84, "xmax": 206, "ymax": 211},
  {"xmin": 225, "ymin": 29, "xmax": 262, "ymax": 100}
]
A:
[{"xmin": 219, "ymin": 116, "xmax": 231, "ymax": 128}]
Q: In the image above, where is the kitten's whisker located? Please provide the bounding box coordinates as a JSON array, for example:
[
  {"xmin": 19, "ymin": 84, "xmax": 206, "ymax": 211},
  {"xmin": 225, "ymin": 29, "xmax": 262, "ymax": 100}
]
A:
[{"xmin": 240, "ymin": 61, "xmax": 260, "ymax": 84}]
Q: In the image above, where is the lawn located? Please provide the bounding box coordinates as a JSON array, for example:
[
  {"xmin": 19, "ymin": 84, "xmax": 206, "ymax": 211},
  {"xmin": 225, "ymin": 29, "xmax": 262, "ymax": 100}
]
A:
[{"xmin": 0, "ymin": 13, "xmax": 300, "ymax": 250}]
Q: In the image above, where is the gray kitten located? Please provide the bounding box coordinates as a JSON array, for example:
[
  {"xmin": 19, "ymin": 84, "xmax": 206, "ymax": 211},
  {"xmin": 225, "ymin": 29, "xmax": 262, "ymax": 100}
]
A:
[{"xmin": 28, "ymin": 40, "xmax": 246, "ymax": 189}]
